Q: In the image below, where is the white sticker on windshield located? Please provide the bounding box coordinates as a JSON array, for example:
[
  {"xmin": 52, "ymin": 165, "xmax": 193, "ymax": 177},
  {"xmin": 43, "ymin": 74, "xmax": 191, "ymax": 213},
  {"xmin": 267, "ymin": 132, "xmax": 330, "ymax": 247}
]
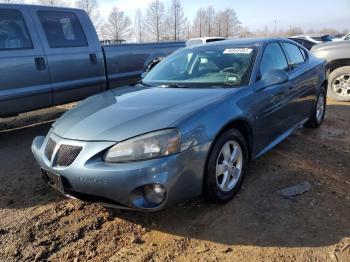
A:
[{"xmin": 223, "ymin": 48, "xmax": 253, "ymax": 54}]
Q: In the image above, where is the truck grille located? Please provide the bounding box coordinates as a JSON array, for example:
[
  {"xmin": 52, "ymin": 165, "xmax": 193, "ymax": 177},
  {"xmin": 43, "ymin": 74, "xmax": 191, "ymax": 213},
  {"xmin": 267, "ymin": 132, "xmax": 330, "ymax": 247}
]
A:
[
  {"xmin": 44, "ymin": 138, "xmax": 56, "ymax": 161},
  {"xmin": 55, "ymin": 145, "xmax": 82, "ymax": 167}
]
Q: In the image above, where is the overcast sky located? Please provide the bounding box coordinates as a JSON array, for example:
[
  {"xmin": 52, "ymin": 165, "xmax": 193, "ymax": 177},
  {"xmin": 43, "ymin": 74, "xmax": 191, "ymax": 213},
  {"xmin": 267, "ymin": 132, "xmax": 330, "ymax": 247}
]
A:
[{"xmin": 98, "ymin": 0, "xmax": 350, "ymax": 31}]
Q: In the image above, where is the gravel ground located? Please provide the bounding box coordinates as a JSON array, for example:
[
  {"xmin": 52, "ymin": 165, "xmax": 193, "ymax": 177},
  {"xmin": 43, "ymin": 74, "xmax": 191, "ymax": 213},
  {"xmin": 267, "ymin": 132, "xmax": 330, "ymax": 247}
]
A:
[{"xmin": 0, "ymin": 100, "xmax": 349, "ymax": 261}]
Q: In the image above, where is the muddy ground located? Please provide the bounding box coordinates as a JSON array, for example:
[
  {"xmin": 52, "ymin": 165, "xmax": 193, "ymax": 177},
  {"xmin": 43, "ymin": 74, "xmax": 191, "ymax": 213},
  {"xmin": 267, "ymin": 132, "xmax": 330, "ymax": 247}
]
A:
[{"xmin": 0, "ymin": 100, "xmax": 349, "ymax": 261}]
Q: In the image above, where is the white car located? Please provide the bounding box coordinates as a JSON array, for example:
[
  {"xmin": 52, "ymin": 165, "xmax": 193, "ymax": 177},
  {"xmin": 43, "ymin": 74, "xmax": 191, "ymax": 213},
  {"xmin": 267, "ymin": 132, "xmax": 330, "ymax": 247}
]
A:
[
  {"xmin": 186, "ymin": 37, "xmax": 226, "ymax": 46},
  {"xmin": 291, "ymin": 34, "xmax": 333, "ymax": 44}
]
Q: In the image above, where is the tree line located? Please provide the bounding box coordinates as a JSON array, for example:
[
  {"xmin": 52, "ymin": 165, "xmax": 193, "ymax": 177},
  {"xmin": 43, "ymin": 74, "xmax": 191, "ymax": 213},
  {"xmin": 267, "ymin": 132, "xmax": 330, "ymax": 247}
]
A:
[{"xmin": 1, "ymin": 0, "xmax": 348, "ymax": 42}]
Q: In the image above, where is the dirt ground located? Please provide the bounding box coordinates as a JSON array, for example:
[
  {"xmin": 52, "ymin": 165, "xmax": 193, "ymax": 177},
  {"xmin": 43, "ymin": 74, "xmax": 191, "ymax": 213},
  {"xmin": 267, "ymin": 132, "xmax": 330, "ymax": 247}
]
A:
[{"xmin": 0, "ymin": 100, "xmax": 349, "ymax": 262}]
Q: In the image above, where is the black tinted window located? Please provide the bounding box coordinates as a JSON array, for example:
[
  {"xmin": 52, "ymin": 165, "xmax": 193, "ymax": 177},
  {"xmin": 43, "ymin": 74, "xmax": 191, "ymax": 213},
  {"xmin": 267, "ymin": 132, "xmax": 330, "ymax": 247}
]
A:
[
  {"xmin": 38, "ymin": 11, "xmax": 87, "ymax": 48},
  {"xmin": 283, "ymin": 43, "xmax": 305, "ymax": 66},
  {"xmin": 0, "ymin": 9, "xmax": 33, "ymax": 50},
  {"xmin": 260, "ymin": 43, "xmax": 288, "ymax": 77},
  {"xmin": 312, "ymin": 35, "xmax": 332, "ymax": 42}
]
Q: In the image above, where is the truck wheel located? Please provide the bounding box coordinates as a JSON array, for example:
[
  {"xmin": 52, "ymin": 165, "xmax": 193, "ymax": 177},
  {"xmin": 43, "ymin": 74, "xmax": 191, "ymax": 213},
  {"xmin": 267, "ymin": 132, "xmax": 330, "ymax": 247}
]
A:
[
  {"xmin": 205, "ymin": 129, "xmax": 248, "ymax": 203},
  {"xmin": 328, "ymin": 66, "xmax": 350, "ymax": 102}
]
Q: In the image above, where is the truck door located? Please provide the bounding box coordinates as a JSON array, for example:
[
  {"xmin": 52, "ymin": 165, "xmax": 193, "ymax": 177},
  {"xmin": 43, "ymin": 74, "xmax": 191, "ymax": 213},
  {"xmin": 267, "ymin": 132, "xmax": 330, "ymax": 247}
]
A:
[
  {"xmin": 0, "ymin": 5, "xmax": 51, "ymax": 117},
  {"xmin": 29, "ymin": 7, "xmax": 105, "ymax": 105}
]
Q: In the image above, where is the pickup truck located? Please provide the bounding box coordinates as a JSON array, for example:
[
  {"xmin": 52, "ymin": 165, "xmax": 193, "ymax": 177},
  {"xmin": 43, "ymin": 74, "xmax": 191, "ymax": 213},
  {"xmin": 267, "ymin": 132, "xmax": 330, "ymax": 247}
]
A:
[
  {"xmin": 0, "ymin": 4, "xmax": 185, "ymax": 117},
  {"xmin": 312, "ymin": 41, "xmax": 350, "ymax": 102}
]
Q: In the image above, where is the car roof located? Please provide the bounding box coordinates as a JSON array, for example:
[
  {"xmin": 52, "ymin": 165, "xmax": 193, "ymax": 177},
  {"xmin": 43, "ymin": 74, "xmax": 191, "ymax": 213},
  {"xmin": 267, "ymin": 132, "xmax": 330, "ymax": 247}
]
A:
[
  {"xmin": 0, "ymin": 3, "xmax": 81, "ymax": 12},
  {"xmin": 188, "ymin": 37, "xmax": 226, "ymax": 41},
  {"xmin": 292, "ymin": 34, "xmax": 329, "ymax": 38},
  {"xmin": 197, "ymin": 37, "xmax": 287, "ymax": 47}
]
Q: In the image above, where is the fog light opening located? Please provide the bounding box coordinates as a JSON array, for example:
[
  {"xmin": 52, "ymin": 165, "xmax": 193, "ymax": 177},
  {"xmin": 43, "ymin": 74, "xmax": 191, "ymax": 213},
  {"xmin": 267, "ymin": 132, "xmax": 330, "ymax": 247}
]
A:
[{"xmin": 143, "ymin": 184, "xmax": 166, "ymax": 205}]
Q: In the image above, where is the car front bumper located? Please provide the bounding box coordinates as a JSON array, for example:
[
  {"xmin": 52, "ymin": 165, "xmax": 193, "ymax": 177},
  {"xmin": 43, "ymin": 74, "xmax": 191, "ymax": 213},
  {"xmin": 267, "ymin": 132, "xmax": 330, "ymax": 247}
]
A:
[{"xmin": 31, "ymin": 131, "xmax": 211, "ymax": 211}]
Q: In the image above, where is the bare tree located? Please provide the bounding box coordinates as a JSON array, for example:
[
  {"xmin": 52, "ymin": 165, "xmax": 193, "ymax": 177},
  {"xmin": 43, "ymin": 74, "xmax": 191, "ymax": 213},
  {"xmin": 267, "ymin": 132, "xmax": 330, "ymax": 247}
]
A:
[
  {"xmin": 319, "ymin": 28, "xmax": 340, "ymax": 36},
  {"xmin": 285, "ymin": 26, "xmax": 303, "ymax": 36},
  {"xmin": 145, "ymin": 0, "xmax": 165, "ymax": 42},
  {"xmin": 192, "ymin": 7, "xmax": 206, "ymax": 37},
  {"xmin": 214, "ymin": 11, "xmax": 224, "ymax": 36},
  {"xmin": 37, "ymin": 0, "xmax": 71, "ymax": 7},
  {"xmin": 166, "ymin": 0, "xmax": 187, "ymax": 40},
  {"xmin": 75, "ymin": 0, "xmax": 100, "ymax": 25},
  {"xmin": 205, "ymin": 6, "xmax": 215, "ymax": 37},
  {"xmin": 75, "ymin": 0, "xmax": 100, "ymax": 37},
  {"xmin": 134, "ymin": 9, "xmax": 144, "ymax": 42},
  {"xmin": 220, "ymin": 8, "xmax": 241, "ymax": 38},
  {"xmin": 104, "ymin": 7, "xmax": 131, "ymax": 42},
  {"xmin": 184, "ymin": 20, "xmax": 191, "ymax": 40}
]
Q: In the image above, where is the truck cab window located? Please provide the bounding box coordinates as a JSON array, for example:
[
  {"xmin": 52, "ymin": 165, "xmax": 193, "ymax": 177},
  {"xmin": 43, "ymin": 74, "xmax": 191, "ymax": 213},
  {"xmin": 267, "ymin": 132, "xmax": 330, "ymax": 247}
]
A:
[
  {"xmin": 38, "ymin": 11, "xmax": 87, "ymax": 48},
  {"xmin": 0, "ymin": 9, "xmax": 33, "ymax": 50}
]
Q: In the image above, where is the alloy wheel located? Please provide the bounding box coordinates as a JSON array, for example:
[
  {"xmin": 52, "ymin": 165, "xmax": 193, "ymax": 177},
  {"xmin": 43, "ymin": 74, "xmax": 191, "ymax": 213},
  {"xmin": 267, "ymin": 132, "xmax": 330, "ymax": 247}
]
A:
[
  {"xmin": 332, "ymin": 73, "xmax": 350, "ymax": 98},
  {"xmin": 215, "ymin": 141, "xmax": 243, "ymax": 192}
]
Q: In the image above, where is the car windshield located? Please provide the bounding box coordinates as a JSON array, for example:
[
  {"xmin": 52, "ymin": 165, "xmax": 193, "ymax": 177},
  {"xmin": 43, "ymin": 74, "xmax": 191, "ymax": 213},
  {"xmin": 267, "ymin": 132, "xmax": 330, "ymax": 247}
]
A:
[{"xmin": 143, "ymin": 45, "xmax": 256, "ymax": 88}]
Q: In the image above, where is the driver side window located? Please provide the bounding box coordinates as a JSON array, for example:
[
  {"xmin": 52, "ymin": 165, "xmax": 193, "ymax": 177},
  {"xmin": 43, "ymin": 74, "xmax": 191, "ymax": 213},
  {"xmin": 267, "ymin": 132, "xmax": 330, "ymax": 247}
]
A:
[{"xmin": 259, "ymin": 43, "xmax": 288, "ymax": 77}]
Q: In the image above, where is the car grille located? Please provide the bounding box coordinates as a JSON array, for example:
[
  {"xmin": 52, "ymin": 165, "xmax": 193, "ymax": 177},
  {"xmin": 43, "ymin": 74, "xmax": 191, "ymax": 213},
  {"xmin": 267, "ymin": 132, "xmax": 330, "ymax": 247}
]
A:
[
  {"xmin": 44, "ymin": 138, "xmax": 56, "ymax": 161},
  {"xmin": 55, "ymin": 145, "xmax": 82, "ymax": 167}
]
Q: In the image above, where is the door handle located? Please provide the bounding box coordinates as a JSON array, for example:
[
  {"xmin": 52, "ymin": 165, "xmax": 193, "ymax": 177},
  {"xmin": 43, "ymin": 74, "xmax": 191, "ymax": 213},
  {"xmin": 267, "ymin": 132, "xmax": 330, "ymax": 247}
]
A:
[
  {"xmin": 89, "ymin": 53, "xmax": 97, "ymax": 64},
  {"xmin": 35, "ymin": 57, "xmax": 46, "ymax": 71}
]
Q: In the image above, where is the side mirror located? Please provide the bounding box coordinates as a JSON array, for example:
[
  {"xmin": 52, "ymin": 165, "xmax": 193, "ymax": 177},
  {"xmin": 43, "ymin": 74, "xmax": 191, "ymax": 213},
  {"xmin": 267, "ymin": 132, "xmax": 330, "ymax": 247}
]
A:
[{"xmin": 258, "ymin": 69, "xmax": 288, "ymax": 88}]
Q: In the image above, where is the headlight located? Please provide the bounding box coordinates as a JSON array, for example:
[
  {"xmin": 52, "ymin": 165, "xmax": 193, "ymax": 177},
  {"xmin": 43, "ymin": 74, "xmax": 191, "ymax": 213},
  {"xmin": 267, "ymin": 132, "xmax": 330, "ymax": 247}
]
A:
[{"xmin": 103, "ymin": 129, "xmax": 181, "ymax": 163}]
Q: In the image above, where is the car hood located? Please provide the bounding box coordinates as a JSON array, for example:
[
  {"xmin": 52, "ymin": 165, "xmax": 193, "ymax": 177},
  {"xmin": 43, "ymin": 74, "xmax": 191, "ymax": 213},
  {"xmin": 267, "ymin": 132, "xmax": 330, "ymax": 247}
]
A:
[
  {"xmin": 311, "ymin": 41, "xmax": 350, "ymax": 52},
  {"xmin": 52, "ymin": 85, "xmax": 233, "ymax": 141}
]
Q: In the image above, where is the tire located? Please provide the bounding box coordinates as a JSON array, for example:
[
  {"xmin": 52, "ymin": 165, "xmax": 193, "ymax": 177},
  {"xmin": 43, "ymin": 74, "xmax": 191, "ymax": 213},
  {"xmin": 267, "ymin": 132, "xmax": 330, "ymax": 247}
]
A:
[
  {"xmin": 304, "ymin": 89, "xmax": 326, "ymax": 128},
  {"xmin": 327, "ymin": 66, "xmax": 350, "ymax": 102},
  {"xmin": 205, "ymin": 129, "xmax": 248, "ymax": 202}
]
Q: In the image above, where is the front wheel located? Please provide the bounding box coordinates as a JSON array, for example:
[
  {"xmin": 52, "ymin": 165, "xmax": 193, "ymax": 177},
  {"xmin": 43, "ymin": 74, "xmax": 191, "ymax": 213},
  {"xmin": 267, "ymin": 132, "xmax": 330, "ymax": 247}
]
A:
[
  {"xmin": 304, "ymin": 90, "xmax": 326, "ymax": 128},
  {"xmin": 205, "ymin": 129, "xmax": 248, "ymax": 202}
]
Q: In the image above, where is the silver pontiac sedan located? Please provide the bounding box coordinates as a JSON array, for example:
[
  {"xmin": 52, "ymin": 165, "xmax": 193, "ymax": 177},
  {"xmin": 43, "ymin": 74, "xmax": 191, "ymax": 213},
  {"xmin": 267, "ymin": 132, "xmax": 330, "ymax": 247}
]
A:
[{"xmin": 32, "ymin": 38, "xmax": 327, "ymax": 211}]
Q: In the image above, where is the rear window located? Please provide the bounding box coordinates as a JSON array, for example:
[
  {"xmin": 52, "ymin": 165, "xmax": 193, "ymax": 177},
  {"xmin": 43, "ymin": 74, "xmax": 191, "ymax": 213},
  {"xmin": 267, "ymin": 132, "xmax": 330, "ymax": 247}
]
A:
[
  {"xmin": 38, "ymin": 11, "xmax": 87, "ymax": 48},
  {"xmin": 0, "ymin": 9, "xmax": 33, "ymax": 50},
  {"xmin": 206, "ymin": 38, "xmax": 225, "ymax": 43}
]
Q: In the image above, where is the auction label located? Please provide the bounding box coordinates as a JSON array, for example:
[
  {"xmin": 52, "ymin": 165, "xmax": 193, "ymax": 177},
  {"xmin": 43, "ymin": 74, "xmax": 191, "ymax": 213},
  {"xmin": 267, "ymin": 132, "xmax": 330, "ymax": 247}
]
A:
[{"xmin": 223, "ymin": 48, "xmax": 253, "ymax": 54}]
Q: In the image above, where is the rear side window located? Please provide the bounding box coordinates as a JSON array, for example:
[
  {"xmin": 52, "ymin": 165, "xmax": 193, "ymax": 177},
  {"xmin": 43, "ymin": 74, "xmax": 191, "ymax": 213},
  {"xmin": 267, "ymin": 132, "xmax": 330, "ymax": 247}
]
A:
[
  {"xmin": 282, "ymin": 43, "xmax": 305, "ymax": 66},
  {"xmin": 38, "ymin": 11, "xmax": 87, "ymax": 48},
  {"xmin": 260, "ymin": 43, "xmax": 288, "ymax": 77},
  {"xmin": 0, "ymin": 9, "xmax": 33, "ymax": 50},
  {"xmin": 299, "ymin": 47, "xmax": 307, "ymax": 59}
]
